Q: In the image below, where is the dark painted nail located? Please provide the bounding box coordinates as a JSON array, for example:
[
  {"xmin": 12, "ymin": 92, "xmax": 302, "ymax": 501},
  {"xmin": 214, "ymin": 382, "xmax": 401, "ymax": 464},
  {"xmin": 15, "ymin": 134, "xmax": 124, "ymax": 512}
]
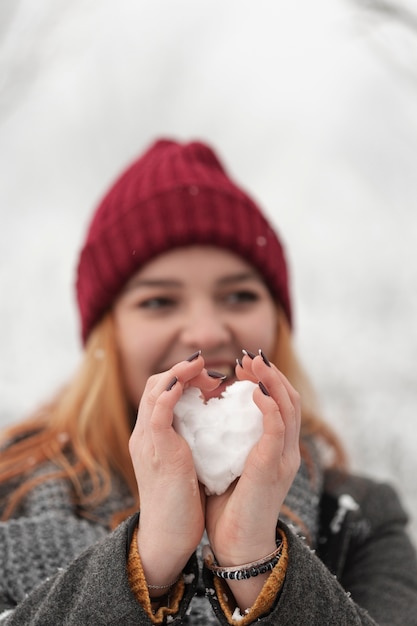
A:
[
  {"xmin": 236, "ymin": 358, "xmax": 243, "ymax": 368},
  {"xmin": 242, "ymin": 349, "xmax": 256, "ymax": 359},
  {"xmin": 259, "ymin": 349, "xmax": 271, "ymax": 367},
  {"xmin": 207, "ymin": 370, "xmax": 227, "ymax": 380},
  {"xmin": 258, "ymin": 381, "xmax": 270, "ymax": 396},
  {"xmin": 166, "ymin": 376, "xmax": 178, "ymax": 391},
  {"xmin": 186, "ymin": 350, "xmax": 201, "ymax": 362}
]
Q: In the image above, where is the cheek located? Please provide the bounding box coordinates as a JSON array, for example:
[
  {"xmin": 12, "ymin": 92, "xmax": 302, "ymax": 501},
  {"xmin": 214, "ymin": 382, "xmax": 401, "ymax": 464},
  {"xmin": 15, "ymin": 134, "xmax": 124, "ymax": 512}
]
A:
[
  {"xmin": 252, "ymin": 323, "xmax": 276, "ymax": 354},
  {"xmin": 236, "ymin": 306, "xmax": 277, "ymax": 353}
]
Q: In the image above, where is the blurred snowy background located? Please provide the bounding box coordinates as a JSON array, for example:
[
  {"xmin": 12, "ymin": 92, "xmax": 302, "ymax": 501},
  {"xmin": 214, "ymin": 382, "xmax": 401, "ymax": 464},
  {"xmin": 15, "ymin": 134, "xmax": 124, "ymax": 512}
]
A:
[{"xmin": 1, "ymin": 1, "xmax": 416, "ymax": 543}]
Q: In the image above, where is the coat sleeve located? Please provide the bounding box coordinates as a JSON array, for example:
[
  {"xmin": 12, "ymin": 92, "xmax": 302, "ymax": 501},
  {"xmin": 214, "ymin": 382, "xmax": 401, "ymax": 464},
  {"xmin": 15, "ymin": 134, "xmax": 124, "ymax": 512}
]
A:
[
  {"xmin": 337, "ymin": 480, "xmax": 417, "ymax": 626},
  {"xmin": 205, "ymin": 525, "xmax": 382, "ymax": 626},
  {"xmin": 0, "ymin": 516, "xmax": 199, "ymax": 625},
  {"xmin": 204, "ymin": 480, "xmax": 417, "ymax": 626}
]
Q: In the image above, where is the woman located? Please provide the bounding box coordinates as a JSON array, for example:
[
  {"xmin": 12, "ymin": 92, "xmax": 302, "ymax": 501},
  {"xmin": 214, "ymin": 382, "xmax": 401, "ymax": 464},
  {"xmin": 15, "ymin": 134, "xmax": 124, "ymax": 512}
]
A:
[{"xmin": 1, "ymin": 139, "xmax": 416, "ymax": 625}]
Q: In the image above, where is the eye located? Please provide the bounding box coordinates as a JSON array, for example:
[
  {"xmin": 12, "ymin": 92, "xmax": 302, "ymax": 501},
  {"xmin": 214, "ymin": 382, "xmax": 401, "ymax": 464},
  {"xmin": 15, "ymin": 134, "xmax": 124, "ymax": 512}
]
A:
[
  {"xmin": 139, "ymin": 296, "xmax": 176, "ymax": 310},
  {"xmin": 224, "ymin": 290, "xmax": 260, "ymax": 305}
]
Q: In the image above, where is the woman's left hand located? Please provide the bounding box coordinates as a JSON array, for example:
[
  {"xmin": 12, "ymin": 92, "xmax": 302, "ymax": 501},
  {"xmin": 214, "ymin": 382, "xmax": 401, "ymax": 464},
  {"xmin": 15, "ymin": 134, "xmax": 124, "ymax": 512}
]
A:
[{"xmin": 204, "ymin": 352, "xmax": 301, "ymax": 606}]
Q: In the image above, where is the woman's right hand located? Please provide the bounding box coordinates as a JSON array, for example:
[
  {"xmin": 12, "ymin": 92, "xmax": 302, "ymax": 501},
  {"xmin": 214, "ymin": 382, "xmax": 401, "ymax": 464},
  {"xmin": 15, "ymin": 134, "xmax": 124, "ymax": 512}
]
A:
[{"xmin": 128, "ymin": 354, "xmax": 219, "ymax": 591}]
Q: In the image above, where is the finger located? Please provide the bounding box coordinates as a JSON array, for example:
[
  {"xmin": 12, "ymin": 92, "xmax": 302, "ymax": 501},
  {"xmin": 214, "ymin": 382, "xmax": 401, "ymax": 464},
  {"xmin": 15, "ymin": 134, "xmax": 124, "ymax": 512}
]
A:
[
  {"xmin": 186, "ymin": 368, "xmax": 227, "ymax": 392},
  {"xmin": 136, "ymin": 357, "xmax": 227, "ymax": 440},
  {"xmin": 131, "ymin": 374, "xmax": 196, "ymax": 468},
  {"xmin": 274, "ymin": 370, "xmax": 302, "ymax": 443},
  {"xmin": 134, "ymin": 356, "xmax": 206, "ymax": 438},
  {"xmin": 146, "ymin": 356, "xmax": 206, "ymax": 407},
  {"xmin": 236, "ymin": 351, "xmax": 295, "ymax": 442},
  {"xmin": 237, "ymin": 348, "xmax": 282, "ymax": 383},
  {"xmin": 250, "ymin": 356, "xmax": 301, "ymax": 453},
  {"xmin": 235, "ymin": 350, "xmax": 258, "ymax": 383},
  {"xmin": 244, "ymin": 383, "xmax": 300, "ymax": 491}
]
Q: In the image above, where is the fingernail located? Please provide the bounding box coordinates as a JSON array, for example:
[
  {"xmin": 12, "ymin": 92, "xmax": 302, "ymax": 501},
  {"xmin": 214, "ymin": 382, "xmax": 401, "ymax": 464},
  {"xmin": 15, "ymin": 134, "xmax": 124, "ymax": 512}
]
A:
[
  {"xmin": 186, "ymin": 350, "xmax": 201, "ymax": 362},
  {"xmin": 207, "ymin": 370, "xmax": 227, "ymax": 380},
  {"xmin": 259, "ymin": 349, "xmax": 271, "ymax": 367},
  {"xmin": 236, "ymin": 358, "xmax": 243, "ymax": 368},
  {"xmin": 242, "ymin": 349, "xmax": 256, "ymax": 359},
  {"xmin": 258, "ymin": 381, "xmax": 270, "ymax": 396},
  {"xmin": 166, "ymin": 376, "xmax": 178, "ymax": 391}
]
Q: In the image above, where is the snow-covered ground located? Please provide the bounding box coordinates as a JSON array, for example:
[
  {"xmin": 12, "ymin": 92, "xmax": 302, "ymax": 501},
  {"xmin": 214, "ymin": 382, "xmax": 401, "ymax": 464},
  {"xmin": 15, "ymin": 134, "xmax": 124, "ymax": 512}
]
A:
[{"xmin": 1, "ymin": 0, "xmax": 416, "ymax": 543}]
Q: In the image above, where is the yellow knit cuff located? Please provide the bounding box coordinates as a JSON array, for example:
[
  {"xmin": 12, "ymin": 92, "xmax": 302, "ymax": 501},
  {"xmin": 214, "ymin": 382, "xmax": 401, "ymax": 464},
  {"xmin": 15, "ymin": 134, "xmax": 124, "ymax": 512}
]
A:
[
  {"xmin": 213, "ymin": 528, "xmax": 288, "ymax": 626},
  {"xmin": 127, "ymin": 525, "xmax": 185, "ymax": 624}
]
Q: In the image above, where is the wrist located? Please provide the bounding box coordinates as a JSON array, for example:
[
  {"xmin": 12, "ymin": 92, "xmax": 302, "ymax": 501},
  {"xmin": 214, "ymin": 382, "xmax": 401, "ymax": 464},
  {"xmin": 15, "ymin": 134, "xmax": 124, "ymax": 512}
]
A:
[
  {"xmin": 204, "ymin": 540, "xmax": 282, "ymax": 579},
  {"xmin": 136, "ymin": 525, "xmax": 190, "ymax": 592},
  {"xmin": 204, "ymin": 533, "xmax": 287, "ymax": 613},
  {"xmin": 147, "ymin": 577, "xmax": 180, "ymax": 600},
  {"xmin": 210, "ymin": 538, "xmax": 277, "ymax": 569}
]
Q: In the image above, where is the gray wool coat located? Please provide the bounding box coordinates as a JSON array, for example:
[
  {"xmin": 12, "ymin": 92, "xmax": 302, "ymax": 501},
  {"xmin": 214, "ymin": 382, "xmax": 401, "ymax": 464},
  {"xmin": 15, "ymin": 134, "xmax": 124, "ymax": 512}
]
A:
[{"xmin": 1, "ymin": 468, "xmax": 417, "ymax": 625}]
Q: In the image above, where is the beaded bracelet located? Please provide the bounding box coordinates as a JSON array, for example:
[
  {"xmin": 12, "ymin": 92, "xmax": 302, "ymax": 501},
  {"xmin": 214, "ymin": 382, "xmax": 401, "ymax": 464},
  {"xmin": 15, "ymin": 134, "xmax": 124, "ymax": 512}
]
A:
[{"xmin": 203, "ymin": 542, "xmax": 282, "ymax": 580}]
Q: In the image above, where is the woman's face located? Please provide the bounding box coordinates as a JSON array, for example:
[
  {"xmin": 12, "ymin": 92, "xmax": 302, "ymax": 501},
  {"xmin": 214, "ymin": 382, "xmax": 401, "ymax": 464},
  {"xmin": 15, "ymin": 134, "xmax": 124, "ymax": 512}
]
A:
[{"xmin": 113, "ymin": 245, "xmax": 278, "ymax": 408}]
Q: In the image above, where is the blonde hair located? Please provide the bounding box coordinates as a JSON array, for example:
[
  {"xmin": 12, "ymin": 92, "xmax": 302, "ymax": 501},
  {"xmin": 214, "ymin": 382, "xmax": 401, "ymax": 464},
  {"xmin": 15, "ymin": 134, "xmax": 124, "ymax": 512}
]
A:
[
  {"xmin": 0, "ymin": 314, "xmax": 138, "ymax": 524},
  {"xmin": 0, "ymin": 308, "xmax": 346, "ymax": 525},
  {"xmin": 272, "ymin": 309, "xmax": 346, "ymax": 467}
]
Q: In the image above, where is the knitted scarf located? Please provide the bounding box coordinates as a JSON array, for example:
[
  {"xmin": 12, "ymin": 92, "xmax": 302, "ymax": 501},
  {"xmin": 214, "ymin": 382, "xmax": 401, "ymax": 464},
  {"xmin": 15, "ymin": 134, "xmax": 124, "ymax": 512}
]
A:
[{"xmin": 280, "ymin": 436, "xmax": 323, "ymax": 547}]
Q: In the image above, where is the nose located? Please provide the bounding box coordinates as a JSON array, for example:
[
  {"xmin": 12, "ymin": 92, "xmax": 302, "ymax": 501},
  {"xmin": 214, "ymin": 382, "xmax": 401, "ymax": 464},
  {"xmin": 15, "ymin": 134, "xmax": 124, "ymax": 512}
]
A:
[{"xmin": 180, "ymin": 301, "xmax": 230, "ymax": 351}]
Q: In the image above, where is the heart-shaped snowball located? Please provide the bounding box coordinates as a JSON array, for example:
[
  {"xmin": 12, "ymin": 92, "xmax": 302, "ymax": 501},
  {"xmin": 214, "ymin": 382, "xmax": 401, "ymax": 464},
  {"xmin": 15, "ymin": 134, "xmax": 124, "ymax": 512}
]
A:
[{"xmin": 173, "ymin": 380, "xmax": 263, "ymax": 495}]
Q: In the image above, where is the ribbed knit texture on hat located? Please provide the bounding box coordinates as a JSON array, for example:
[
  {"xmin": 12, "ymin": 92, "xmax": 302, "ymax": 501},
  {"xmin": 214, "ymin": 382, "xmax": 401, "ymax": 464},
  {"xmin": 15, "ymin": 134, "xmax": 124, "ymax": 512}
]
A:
[{"xmin": 76, "ymin": 139, "xmax": 291, "ymax": 343}]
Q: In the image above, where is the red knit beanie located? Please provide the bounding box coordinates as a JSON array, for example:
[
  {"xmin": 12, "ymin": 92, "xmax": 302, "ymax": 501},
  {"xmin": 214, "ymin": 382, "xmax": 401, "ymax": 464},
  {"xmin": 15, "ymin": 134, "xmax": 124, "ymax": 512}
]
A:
[{"xmin": 76, "ymin": 139, "xmax": 292, "ymax": 343}]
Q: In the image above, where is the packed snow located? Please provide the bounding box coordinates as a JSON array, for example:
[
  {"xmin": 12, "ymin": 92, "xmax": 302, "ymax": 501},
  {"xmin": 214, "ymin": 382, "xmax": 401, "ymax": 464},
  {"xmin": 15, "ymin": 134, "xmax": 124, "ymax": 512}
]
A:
[{"xmin": 174, "ymin": 381, "xmax": 263, "ymax": 495}]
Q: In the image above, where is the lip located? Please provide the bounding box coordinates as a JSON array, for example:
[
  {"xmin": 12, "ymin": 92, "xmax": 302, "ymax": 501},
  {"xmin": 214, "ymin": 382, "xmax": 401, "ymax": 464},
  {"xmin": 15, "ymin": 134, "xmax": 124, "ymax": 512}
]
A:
[{"xmin": 163, "ymin": 357, "xmax": 237, "ymax": 374}]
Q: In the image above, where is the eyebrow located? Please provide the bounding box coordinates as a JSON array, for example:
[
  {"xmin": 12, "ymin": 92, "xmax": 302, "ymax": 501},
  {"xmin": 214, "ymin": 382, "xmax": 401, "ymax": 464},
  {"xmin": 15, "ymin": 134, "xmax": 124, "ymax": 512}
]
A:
[
  {"xmin": 123, "ymin": 278, "xmax": 182, "ymax": 292},
  {"xmin": 125, "ymin": 271, "xmax": 262, "ymax": 291},
  {"xmin": 217, "ymin": 271, "xmax": 262, "ymax": 286}
]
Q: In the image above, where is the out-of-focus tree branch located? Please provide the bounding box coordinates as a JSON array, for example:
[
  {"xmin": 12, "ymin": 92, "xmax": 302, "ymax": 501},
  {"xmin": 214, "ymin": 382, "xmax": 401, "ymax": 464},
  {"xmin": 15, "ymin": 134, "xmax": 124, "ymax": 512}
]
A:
[
  {"xmin": 0, "ymin": 2, "xmax": 73, "ymax": 119},
  {"xmin": 350, "ymin": 0, "xmax": 417, "ymax": 85},
  {"xmin": 356, "ymin": 0, "xmax": 417, "ymax": 31}
]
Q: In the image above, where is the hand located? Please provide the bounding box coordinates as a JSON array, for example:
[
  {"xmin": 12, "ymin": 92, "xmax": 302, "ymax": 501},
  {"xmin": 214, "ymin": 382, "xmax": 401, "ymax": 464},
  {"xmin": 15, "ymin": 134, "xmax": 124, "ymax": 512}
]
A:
[
  {"xmin": 204, "ymin": 352, "xmax": 301, "ymax": 607},
  {"xmin": 129, "ymin": 354, "xmax": 221, "ymax": 590}
]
